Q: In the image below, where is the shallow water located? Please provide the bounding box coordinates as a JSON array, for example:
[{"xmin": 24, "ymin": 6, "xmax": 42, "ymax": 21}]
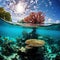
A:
[
  {"xmin": 0, "ymin": 18, "xmax": 60, "ymax": 40},
  {"xmin": 0, "ymin": 18, "xmax": 60, "ymax": 60}
]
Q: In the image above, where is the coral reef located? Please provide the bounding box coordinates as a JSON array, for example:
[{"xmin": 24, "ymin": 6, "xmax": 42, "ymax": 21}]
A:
[
  {"xmin": 25, "ymin": 39, "xmax": 45, "ymax": 47},
  {"xmin": 55, "ymin": 54, "xmax": 60, "ymax": 60},
  {"xmin": 0, "ymin": 54, "xmax": 4, "ymax": 60},
  {"xmin": 0, "ymin": 30, "xmax": 60, "ymax": 60}
]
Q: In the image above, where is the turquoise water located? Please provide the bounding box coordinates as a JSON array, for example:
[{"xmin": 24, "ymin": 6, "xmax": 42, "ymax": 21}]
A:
[
  {"xmin": 0, "ymin": 18, "xmax": 60, "ymax": 60},
  {"xmin": 0, "ymin": 18, "xmax": 60, "ymax": 40}
]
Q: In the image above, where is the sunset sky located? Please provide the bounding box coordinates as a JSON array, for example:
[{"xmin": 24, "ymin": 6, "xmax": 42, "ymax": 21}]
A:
[{"xmin": 0, "ymin": 0, "xmax": 60, "ymax": 23}]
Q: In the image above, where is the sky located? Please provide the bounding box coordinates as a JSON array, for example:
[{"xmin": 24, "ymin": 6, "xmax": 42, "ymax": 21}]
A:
[{"xmin": 0, "ymin": 0, "xmax": 60, "ymax": 23}]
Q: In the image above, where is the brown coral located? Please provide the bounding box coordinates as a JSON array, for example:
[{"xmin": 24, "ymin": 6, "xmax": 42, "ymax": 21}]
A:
[{"xmin": 25, "ymin": 39, "xmax": 45, "ymax": 47}]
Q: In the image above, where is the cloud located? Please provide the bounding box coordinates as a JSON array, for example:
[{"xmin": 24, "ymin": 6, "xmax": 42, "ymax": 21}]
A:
[
  {"xmin": 30, "ymin": 0, "xmax": 34, "ymax": 3},
  {"xmin": 44, "ymin": 18, "xmax": 53, "ymax": 23},
  {"xmin": 35, "ymin": 0, "xmax": 38, "ymax": 4},
  {"xmin": 12, "ymin": 14, "xmax": 27, "ymax": 22},
  {"xmin": 44, "ymin": 18, "xmax": 60, "ymax": 24},
  {"xmin": 55, "ymin": 20, "xmax": 60, "ymax": 23}
]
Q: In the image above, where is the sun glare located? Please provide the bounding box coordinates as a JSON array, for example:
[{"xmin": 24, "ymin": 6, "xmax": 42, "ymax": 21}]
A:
[{"xmin": 15, "ymin": 2, "xmax": 26, "ymax": 14}]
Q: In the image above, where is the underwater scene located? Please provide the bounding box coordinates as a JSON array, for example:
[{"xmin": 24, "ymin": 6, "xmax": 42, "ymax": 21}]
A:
[{"xmin": 0, "ymin": 18, "xmax": 60, "ymax": 60}]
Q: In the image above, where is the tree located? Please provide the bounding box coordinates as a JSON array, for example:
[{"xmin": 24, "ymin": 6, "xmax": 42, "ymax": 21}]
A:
[
  {"xmin": 4, "ymin": 12, "xmax": 11, "ymax": 21},
  {"xmin": 23, "ymin": 12, "xmax": 45, "ymax": 24},
  {"xmin": 0, "ymin": 7, "xmax": 5, "ymax": 13},
  {"xmin": 0, "ymin": 7, "xmax": 12, "ymax": 21}
]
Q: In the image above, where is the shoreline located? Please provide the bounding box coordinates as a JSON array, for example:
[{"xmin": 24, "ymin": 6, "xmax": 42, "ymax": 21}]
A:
[{"xmin": 0, "ymin": 18, "xmax": 60, "ymax": 28}]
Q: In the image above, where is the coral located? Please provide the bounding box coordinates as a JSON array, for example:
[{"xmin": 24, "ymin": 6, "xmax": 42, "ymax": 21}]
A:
[
  {"xmin": 55, "ymin": 54, "xmax": 60, "ymax": 60},
  {"xmin": 57, "ymin": 40, "xmax": 60, "ymax": 46},
  {"xmin": 1, "ymin": 43, "xmax": 14, "ymax": 56},
  {"xmin": 4, "ymin": 37, "xmax": 8, "ymax": 41},
  {"xmin": 0, "ymin": 54, "xmax": 4, "ymax": 60},
  {"xmin": 0, "ymin": 39, "xmax": 3, "ymax": 46},
  {"xmin": 0, "ymin": 35, "xmax": 59, "ymax": 60},
  {"xmin": 25, "ymin": 39, "xmax": 45, "ymax": 47},
  {"xmin": 19, "ymin": 47, "xmax": 26, "ymax": 52},
  {"xmin": 16, "ymin": 37, "xmax": 22, "ymax": 47},
  {"xmin": 25, "ymin": 45, "xmax": 33, "ymax": 49},
  {"xmin": 51, "ymin": 44, "xmax": 60, "ymax": 53},
  {"xmin": 44, "ymin": 36, "xmax": 54, "ymax": 45}
]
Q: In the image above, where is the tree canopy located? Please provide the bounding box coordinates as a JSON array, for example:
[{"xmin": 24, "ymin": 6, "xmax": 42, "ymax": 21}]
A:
[
  {"xmin": 22, "ymin": 12, "xmax": 45, "ymax": 24},
  {"xmin": 0, "ymin": 7, "xmax": 12, "ymax": 21}
]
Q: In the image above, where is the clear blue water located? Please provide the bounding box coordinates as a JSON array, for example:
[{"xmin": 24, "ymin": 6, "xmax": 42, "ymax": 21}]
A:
[
  {"xmin": 0, "ymin": 18, "xmax": 60, "ymax": 40},
  {"xmin": 0, "ymin": 18, "xmax": 60, "ymax": 60}
]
